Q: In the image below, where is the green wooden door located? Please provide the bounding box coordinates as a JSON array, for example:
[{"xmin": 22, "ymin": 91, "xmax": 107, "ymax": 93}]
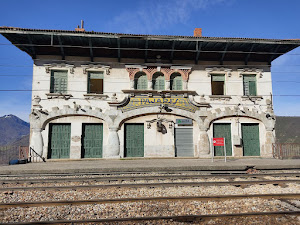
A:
[
  {"xmin": 125, "ymin": 124, "xmax": 144, "ymax": 157},
  {"xmin": 242, "ymin": 124, "xmax": 260, "ymax": 156},
  {"xmin": 213, "ymin": 123, "xmax": 232, "ymax": 156},
  {"xmin": 82, "ymin": 124, "xmax": 103, "ymax": 158},
  {"xmin": 49, "ymin": 124, "xmax": 71, "ymax": 159}
]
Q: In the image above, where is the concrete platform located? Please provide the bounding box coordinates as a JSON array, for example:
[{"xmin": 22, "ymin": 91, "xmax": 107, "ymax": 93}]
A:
[{"xmin": 0, "ymin": 158, "xmax": 299, "ymax": 175}]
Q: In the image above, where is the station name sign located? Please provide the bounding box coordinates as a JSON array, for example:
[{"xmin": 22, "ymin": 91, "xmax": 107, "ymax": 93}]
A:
[
  {"xmin": 119, "ymin": 97, "xmax": 198, "ymax": 113},
  {"xmin": 176, "ymin": 119, "xmax": 193, "ymax": 126}
]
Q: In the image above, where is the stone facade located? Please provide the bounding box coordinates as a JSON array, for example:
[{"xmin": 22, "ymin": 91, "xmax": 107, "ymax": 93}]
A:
[{"xmin": 29, "ymin": 60, "xmax": 275, "ymax": 160}]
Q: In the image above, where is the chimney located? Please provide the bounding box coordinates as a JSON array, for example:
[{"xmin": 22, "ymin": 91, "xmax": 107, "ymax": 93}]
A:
[
  {"xmin": 194, "ymin": 28, "xmax": 202, "ymax": 37},
  {"xmin": 75, "ymin": 20, "xmax": 85, "ymax": 32}
]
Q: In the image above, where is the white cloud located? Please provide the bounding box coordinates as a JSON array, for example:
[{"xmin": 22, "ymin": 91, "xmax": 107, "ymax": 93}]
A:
[{"xmin": 108, "ymin": 0, "xmax": 226, "ymax": 34}]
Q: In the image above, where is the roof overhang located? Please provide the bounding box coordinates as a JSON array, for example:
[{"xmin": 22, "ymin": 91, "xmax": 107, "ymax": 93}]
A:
[{"xmin": 1, "ymin": 27, "xmax": 300, "ymax": 65}]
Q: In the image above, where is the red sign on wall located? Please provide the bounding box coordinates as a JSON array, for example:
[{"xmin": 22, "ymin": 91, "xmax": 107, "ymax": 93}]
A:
[{"xmin": 213, "ymin": 138, "xmax": 224, "ymax": 146}]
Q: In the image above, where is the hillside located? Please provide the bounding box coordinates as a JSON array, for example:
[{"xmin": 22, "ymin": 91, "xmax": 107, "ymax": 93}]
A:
[
  {"xmin": 275, "ymin": 116, "xmax": 300, "ymax": 143},
  {"xmin": 0, "ymin": 115, "xmax": 30, "ymax": 146}
]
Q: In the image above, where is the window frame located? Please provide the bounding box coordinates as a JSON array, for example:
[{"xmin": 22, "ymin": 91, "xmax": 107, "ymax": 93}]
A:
[
  {"xmin": 134, "ymin": 72, "xmax": 148, "ymax": 90},
  {"xmin": 170, "ymin": 73, "xmax": 183, "ymax": 91},
  {"xmin": 243, "ymin": 74, "xmax": 257, "ymax": 96},
  {"xmin": 211, "ymin": 74, "xmax": 225, "ymax": 95},
  {"xmin": 87, "ymin": 71, "xmax": 104, "ymax": 94},
  {"xmin": 50, "ymin": 70, "xmax": 68, "ymax": 94},
  {"xmin": 152, "ymin": 72, "xmax": 165, "ymax": 91}
]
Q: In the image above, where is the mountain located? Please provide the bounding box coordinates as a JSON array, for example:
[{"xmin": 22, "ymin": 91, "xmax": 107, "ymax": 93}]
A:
[
  {"xmin": 275, "ymin": 116, "xmax": 300, "ymax": 143},
  {"xmin": 0, "ymin": 115, "xmax": 30, "ymax": 146}
]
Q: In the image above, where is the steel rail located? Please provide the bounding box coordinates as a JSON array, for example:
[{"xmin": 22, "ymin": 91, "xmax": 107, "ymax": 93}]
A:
[
  {"xmin": 0, "ymin": 171, "xmax": 248, "ymax": 177},
  {"xmin": 0, "ymin": 179, "xmax": 299, "ymax": 191},
  {"xmin": 3, "ymin": 211, "xmax": 300, "ymax": 225},
  {"xmin": 1, "ymin": 193, "xmax": 300, "ymax": 209},
  {"xmin": 1, "ymin": 169, "xmax": 298, "ymax": 178},
  {"xmin": 1, "ymin": 172, "xmax": 299, "ymax": 184}
]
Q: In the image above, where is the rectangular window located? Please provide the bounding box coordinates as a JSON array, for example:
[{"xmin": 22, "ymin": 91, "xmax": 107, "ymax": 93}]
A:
[
  {"xmin": 88, "ymin": 71, "xmax": 104, "ymax": 94},
  {"xmin": 50, "ymin": 70, "xmax": 68, "ymax": 93},
  {"xmin": 243, "ymin": 75, "xmax": 257, "ymax": 96},
  {"xmin": 211, "ymin": 75, "xmax": 225, "ymax": 95}
]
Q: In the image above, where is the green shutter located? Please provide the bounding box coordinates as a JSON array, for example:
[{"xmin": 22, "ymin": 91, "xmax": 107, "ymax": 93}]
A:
[
  {"xmin": 212, "ymin": 75, "xmax": 225, "ymax": 81},
  {"xmin": 242, "ymin": 124, "xmax": 260, "ymax": 156},
  {"xmin": 213, "ymin": 123, "xmax": 232, "ymax": 156},
  {"xmin": 136, "ymin": 75, "xmax": 148, "ymax": 90},
  {"xmin": 49, "ymin": 124, "xmax": 71, "ymax": 159},
  {"xmin": 125, "ymin": 124, "xmax": 144, "ymax": 157},
  {"xmin": 82, "ymin": 124, "xmax": 103, "ymax": 158},
  {"xmin": 243, "ymin": 75, "xmax": 257, "ymax": 96},
  {"xmin": 171, "ymin": 75, "xmax": 183, "ymax": 90},
  {"xmin": 153, "ymin": 75, "xmax": 165, "ymax": 90},
  {"xmin": 50, "ymin": 71, "xmax": 68, "ymax": 93}
]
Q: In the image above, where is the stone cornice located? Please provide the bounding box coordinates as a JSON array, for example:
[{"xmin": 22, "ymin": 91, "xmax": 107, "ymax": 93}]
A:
[
  {"xmin": 81, "ymin": 64, "xmax": 110, "ymax": 75},
  {"xmin": 237, "ymin": 68, "xmax": 263, "ymax": 78},
  {"xmin": 205, "ymin": 67, "xmax": 232, "ymax": 77},
  {"xmin": 44, "ymin": 63, "xmax": 75, "ymax": 74}
]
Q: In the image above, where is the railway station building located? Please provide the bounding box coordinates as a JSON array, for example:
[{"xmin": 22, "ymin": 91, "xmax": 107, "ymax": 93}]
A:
[{"xmin": 1, "ymin": 26, "xmax": 299, "ymax": 160}]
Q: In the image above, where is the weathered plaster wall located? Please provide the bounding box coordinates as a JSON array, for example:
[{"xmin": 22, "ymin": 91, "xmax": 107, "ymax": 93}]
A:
[{"xmin": 30, "ymin": 57, "xmax": 275, "ymax": 160}]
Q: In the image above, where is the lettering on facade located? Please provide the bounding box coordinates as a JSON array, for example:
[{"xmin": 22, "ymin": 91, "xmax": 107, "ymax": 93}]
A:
[{"xmin": 119, "ymin": 97, "xmax": 199, "ymax": 113}]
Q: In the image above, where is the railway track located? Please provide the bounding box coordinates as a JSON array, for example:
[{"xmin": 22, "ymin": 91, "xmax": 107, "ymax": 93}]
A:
[
  {"xmin": 1, "ymin": 170, "xmax": 299, "ymax": 224},
  {"xmin": 3, "ymin": 211, "xmax": 300, "ymax": 224},
  {"xmin": 1, "ymin": 172, "xmax": 300, "ymax": 185},
  {"xmin": 0, "ymin": 179, "xmax": 299, "ymax": 191},
  {"xmin": 1, "ymin": 193, "xmax": 300, "ymax": 208}
]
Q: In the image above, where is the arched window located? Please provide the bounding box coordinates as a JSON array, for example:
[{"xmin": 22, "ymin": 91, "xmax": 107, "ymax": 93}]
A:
[
  {"xmin": 152, "ymin": 72, "xmax": 165, "ymax": 90},
  {"xmin": 134, "ymin": 72, "xmax": 148, "ymax": 90},
  {"xmin": 170, "ymin": 73, "xmax": 182, "ymax": 90}
]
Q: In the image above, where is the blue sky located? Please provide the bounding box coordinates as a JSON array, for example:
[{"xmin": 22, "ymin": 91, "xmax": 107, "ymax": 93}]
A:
[{"xmin": 0, "ymin": 0, "xmax": 300, "ymax": 121}]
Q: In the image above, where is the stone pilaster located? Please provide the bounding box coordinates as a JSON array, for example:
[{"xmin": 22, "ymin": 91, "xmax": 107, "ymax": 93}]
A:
[
  {"xmin": 104, "ymin": 127, "xmax": 120, "ymax": 158},
  {"xmin": 30, "ymin": 128, "xmax": 44, "ymax": 157},
  {"xmin": 130, "ymin": 80, "xmax": 134, "ymax": 89},
  {"xmin": 165, "ymin": 80, "xmax": 170, "ymax": 90},
  {"xmin": 198, "ymin": 129, "xmax": 210, "ymax": 158},
  {"xmin": 183, "ymin": 80, "xmax": 188, "ymax": 90},
  {"xmin": 148, "ymin": 80, "xmax": 153, "ymax": 90}
]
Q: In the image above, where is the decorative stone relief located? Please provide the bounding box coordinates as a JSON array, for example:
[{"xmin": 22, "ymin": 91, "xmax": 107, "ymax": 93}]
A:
[
  {"xmin": 238, "ymin": 68, "xmax": 263, "ymax": 78},
  {"xmin": 71, "ymin": 136, "xmax": 81, "ymax": 142},
  {"xmin": 126, "ymin": 65, "xmax": 192, "ymax": 82},
  {"xmin": 46, "ymin": 93, "xmax": 73, "ymax": 100},
  {"xmin": 205, "ymin": 67, "xmax": 232, "ymax": 77},
  {"xmin": 32, "ymin": 95, "xmax": 42, "ymax": 109},
  {"xmin": 81, "ymin": 64, "xmax": 110, "ymax": 75},
  {"xmin": 83, "ymin": 94, "xmax": 108, "ymax": 100},
  {"xmin": 44, "ymin": 63, "xmax": 74, "ymax": 74}
]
